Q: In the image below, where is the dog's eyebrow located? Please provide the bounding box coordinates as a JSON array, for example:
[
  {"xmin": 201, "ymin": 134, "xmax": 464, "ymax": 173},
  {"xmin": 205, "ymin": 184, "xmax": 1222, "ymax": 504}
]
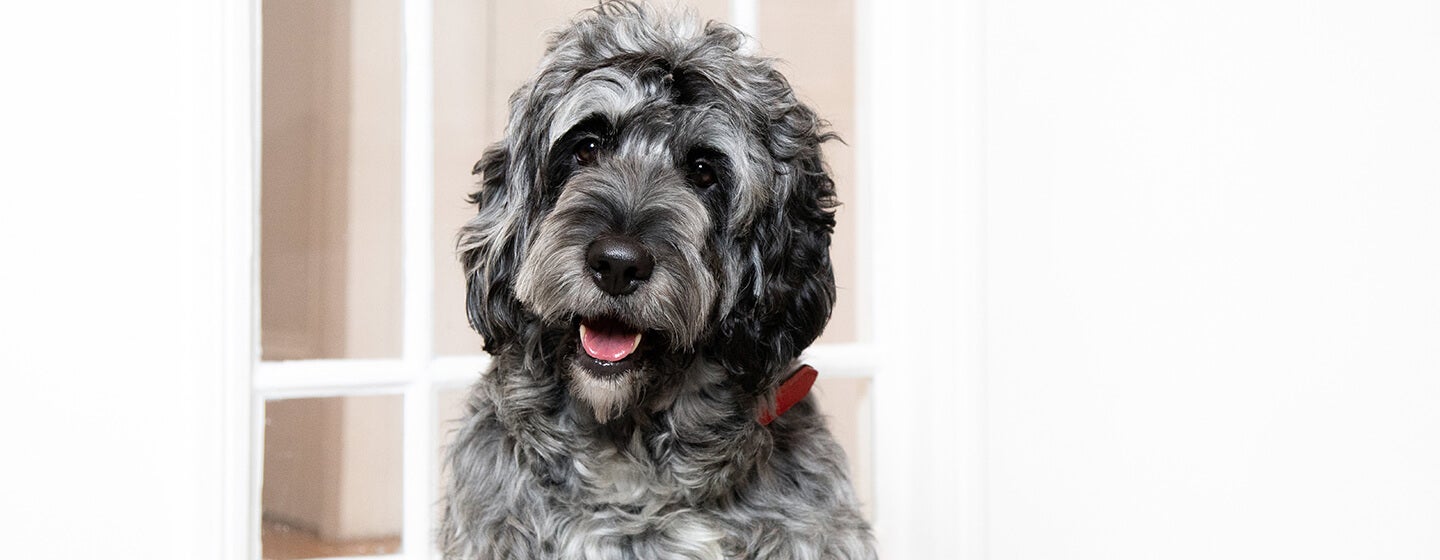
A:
[
  {"xmin": 540, "ymin": 114, "xmax": 614, "ymax": 189},
  {"xmin": 545, "ymin": 70, "xmax": 649, "ymax": 147},
  {"xmin": 543, "ymin": 114, "xmax": 611, "ymax": 167},
  {"xmin": 564, "ymin": 114, "xmax": 612, "ymax": 138}
]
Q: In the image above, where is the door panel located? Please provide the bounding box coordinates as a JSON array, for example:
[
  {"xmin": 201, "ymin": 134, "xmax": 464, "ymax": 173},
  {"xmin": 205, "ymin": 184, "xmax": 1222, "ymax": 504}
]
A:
[{"xmin": 986, "ymin": 2, "xmax": 1440, "ymax": 558}]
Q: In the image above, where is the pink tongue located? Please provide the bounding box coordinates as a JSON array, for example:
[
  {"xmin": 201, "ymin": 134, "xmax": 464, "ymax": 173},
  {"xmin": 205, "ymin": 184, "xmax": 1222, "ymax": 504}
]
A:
[{"xmin": 580, "ymin": 323, "xmax": 641, "ymax": 362}]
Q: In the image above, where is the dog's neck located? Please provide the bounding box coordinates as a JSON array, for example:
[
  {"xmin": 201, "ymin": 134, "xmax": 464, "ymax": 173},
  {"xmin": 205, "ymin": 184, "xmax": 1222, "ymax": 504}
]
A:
[{"xmin": 483, "ymin": 347, "xmax": 799, "ymax": 502}]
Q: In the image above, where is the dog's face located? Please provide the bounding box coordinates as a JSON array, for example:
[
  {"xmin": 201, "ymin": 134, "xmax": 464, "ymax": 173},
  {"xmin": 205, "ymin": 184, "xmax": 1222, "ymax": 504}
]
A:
[{"xmin": 460, "ymin": 5, "xmax": 836, "ymax": 422}]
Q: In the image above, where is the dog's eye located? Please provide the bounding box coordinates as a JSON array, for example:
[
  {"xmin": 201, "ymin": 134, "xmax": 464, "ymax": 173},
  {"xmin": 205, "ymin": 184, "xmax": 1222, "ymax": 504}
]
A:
[
  {"xmin": 574, "ymin": 138, "xmax": 600, "ymax": 166},
  {"xmin": 688, "ymin": 159, "xmax": 717, "ymax": 189}
]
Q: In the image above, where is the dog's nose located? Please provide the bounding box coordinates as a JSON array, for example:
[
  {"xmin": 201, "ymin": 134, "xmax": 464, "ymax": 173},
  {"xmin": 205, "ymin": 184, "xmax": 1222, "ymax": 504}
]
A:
[{"xmin": 586, "ymin": 237, "xmax": 654, "ymax": 296}]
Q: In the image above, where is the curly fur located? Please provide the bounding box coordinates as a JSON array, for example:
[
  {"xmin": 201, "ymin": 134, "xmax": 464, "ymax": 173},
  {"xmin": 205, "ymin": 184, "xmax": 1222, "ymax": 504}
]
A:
[{"xmin": 441, "ymin": 3, "xmax": 875, "ymax": 558}]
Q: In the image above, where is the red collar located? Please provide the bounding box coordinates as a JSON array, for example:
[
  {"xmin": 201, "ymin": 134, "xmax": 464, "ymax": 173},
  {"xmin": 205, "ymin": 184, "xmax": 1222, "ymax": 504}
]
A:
[{"xmin": 758, "ymin": 365, "xmax": 818, "ymax": 425}]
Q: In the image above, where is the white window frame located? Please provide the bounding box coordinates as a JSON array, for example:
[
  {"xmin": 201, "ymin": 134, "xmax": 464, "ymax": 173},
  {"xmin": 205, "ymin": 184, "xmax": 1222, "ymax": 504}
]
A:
[{"xmin": 217, "ymin": 0, "xmax": 984, "ymax": 558}]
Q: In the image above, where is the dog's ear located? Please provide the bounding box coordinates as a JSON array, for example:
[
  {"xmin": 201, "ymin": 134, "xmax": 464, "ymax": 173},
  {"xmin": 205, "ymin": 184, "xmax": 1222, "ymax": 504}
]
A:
[
  {"xmin": 712, "ymin": 98, "xmax": 839, "ymax": 391},
  {"xmin": 459, "ymin": 143, "xmax": 529, "ymax": 354}
]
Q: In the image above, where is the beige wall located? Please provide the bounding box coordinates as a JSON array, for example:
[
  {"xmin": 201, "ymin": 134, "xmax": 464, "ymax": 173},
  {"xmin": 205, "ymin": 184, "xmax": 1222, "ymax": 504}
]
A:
[
  {"xmin": 262, "ymin": 398, "xmax": 340, "ymax": 535},
  {"xmin": 263, "ymin": 396, "xmax": 402, "ymax": 543},
  {"xmin": 261, "ymin": 0, "xmax": 350, "ymax": 360},
  {"xmin": 262, "ymin": 0, "xmax": 401, "ymax": 361},
  {"xmin": 334, "ymin": 396, "xmax": 404, "ymax": 539},
  {"xmin": 431, "ymin": 0, "xmax": 493, "ymax": 356}
]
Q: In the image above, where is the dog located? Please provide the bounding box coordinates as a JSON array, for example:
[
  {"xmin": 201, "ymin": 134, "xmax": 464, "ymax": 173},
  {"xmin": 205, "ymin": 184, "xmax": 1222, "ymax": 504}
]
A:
[{"xmin": 440, "ymin": 3, "xmax": 875, "ymax": 558}]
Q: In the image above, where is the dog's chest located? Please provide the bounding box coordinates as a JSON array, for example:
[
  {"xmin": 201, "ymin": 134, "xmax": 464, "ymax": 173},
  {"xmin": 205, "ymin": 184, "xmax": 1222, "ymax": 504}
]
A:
[
  {"xmin": 573, "ymin": 433, "xmax": 709, "ymax": 510},
  {"xmin": 581, "ymin": 448, "xmax": 668, "ymax": 504},
  {"xmin": 562, "ymin": 446, "xmax": 729, "ymax": 558}
]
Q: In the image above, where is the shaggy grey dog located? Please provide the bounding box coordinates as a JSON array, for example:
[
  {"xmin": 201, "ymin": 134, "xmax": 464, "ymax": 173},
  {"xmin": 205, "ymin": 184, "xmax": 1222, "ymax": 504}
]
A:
[{"xmin": 441, "ymin": 3, "xmax": 875, "ymax": 558}]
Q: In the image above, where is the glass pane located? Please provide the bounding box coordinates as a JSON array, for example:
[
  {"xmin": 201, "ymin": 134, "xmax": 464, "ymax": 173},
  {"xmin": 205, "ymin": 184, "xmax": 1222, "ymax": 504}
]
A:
[
  {"xmin": 435, "ymin": 386, "xmax": 472, "ymax": 523},
  {"xmin": 436, "ymin": 387, "xmax": 470, "ymax": 460},
  {"xmin": 430, "ymin": 0, "xmax": 496, "ymax": 357},
  {"xmin": 432, "ymin": 0, "xmax": 732, "ymax": 355},
  {"xmin": 262, "ymin": 0, "xmax": 403, "ymax": 360},
  {"xmin": 262, "ymin": 396, "xmax": 403, "ymax": 559},
  {"xmin": 812, "ymin": 376, "xmax": 874, "ymax": 521},
  {"xmin": 760, "ymin": 0, "xmax": 860, "ymax": 343}
]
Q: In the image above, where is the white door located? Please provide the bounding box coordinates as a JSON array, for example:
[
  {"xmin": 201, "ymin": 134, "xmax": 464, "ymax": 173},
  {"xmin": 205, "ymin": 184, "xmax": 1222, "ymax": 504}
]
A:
[{"xmin": 984, "ymin": 2, "xmax": 1440, "ymax": 559}]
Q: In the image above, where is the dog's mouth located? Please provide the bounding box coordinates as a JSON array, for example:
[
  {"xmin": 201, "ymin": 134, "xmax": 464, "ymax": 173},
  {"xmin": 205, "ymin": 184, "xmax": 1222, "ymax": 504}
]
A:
[{"xmin": 575, "ymin": 316, "xmax": 644, "ymax": 377}]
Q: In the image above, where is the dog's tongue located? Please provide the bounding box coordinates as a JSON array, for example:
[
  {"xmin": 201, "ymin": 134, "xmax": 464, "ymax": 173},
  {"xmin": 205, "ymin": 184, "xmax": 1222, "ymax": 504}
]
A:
[{"xmin": 579, "ymin": 320, "xmax": 642, "ymax": 362}]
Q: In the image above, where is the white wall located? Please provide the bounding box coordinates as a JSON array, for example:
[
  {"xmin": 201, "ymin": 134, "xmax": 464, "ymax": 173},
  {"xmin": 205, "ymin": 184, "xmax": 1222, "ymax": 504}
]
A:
[
  {"xmin": 985, "ymin": 1, "xmax": 1440, "ymax": 558},
  {"xmin": 0, "ymin": 1, "xmax": 239, "ymax": 559}
]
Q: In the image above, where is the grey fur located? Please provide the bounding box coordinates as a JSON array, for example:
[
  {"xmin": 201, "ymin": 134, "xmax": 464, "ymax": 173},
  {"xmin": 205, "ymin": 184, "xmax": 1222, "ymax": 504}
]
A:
[{"xmin": 443, "ymin": 3, "xmax": 875, "ymax": 558}]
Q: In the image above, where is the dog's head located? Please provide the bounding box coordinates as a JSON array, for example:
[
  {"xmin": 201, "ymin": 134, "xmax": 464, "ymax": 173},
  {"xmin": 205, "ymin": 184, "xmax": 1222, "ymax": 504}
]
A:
[{"xmin": 459, "ymin": 3, "xmax": 836, "ymax": 421}]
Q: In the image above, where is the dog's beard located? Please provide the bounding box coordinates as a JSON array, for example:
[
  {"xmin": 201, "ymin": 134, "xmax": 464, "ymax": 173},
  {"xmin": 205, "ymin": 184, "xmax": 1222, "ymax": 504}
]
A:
[
  {"xmin": 563, "ymin": 316, "xmax": 652, "ymax": 422},
  {"xmin": 564, "ymin": 356, "xmax": 644, "ymax": 423},
  {"xmin": 527, "ymin": 299, "xmax": 692, "ymax": 422}
]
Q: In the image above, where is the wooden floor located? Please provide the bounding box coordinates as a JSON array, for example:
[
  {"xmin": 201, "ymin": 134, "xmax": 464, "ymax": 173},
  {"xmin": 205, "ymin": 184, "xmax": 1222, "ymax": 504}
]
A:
[{"xmin": 262, "ymin": 520, "xmax": 401, "ymax": 559}]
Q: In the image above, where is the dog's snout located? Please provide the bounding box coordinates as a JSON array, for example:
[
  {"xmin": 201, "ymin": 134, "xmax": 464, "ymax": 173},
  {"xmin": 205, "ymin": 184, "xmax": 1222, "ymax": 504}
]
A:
[{"xmin": 586, "ymin": 237, "xmax": 654, "ymax": 296}]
